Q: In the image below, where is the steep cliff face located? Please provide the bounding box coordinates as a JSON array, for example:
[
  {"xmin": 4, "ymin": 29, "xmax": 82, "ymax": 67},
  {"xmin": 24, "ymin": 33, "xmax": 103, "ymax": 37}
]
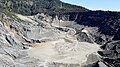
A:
[
  {"xmin": 59, "ymin": 11, "xmax": 120, "ymax": 67},
  {"xmin": 59, "ymin": 11, "xmax": 120, "ymax": 42},
  {"xmin": 0, "ymin": 0, "xmax": 88, "ymax": 15}
]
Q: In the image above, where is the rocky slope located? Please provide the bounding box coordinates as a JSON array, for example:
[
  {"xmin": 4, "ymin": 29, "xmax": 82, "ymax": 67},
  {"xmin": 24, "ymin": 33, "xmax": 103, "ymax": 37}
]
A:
[
  {"xmin": 0, "ymin": 0, "xmax": 120, "ymax": 67},
  {"xmin": 0, "ymin": 10, "xmax": 102, "ymax": 67}
]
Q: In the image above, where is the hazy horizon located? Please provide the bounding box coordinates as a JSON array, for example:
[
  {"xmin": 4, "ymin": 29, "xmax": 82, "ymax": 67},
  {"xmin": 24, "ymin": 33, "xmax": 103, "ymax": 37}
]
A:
[{"xmin": 61, "ymin": 0, "xmax": 120, "ymax": 11}]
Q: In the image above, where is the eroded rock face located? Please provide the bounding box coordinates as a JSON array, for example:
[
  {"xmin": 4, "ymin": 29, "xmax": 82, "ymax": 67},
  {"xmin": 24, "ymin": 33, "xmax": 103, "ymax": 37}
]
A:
[
  {"xmin": 0, "ymin": 54, "xmax": 15, "ymax": 67},
  {"xmin": 0, "ymin": 12, "xmax": 101, "ymax": 67},
  {"xmin": 0, "ymin": 13, "xmax": 42, "ymax": 67},
  {"xmin": 0, "ymin": 10, "xmax": 120, "ymax": 67}
]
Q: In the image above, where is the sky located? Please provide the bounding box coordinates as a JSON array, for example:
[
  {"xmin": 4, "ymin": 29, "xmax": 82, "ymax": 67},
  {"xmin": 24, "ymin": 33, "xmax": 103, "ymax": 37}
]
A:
[{"xmin": 61, "ymin": 0, "xmax": 120, "ymax": 11}]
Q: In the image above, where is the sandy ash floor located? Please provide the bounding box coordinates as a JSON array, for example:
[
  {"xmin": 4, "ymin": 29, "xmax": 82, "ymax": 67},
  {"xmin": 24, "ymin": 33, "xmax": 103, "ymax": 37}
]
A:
[{"xmin": 27, "ymin": 38, "xmax": 101, "ymax": 65}]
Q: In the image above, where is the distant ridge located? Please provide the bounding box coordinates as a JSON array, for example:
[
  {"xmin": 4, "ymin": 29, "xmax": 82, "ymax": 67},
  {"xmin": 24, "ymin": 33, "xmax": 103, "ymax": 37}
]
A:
[{"xmin": 0, "ymin": 0, "xmax": 89, "ymax": 15}]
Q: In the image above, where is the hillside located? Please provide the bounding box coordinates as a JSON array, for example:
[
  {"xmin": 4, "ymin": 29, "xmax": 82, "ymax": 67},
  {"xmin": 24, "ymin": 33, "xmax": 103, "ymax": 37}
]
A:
[{"xmin": 0, "ymin": 0, "xmax": 89, "ymax": 15}]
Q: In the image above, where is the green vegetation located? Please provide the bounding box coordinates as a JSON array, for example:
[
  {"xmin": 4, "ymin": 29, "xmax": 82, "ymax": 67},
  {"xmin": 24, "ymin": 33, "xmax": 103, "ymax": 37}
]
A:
[{"xmin": 0, "ymin": 0, "xmax": 89, "ymax": 16}]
